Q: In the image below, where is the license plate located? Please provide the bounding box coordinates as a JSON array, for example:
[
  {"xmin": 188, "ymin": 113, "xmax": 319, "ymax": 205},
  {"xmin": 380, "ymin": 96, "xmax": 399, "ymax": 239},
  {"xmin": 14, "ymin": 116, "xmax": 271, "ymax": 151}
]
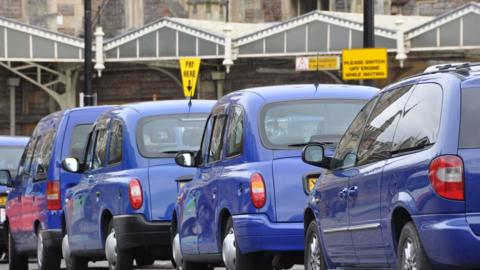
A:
[{"xmin": 0, "ymin": 196, "xmax": 6, "ymax": 207}]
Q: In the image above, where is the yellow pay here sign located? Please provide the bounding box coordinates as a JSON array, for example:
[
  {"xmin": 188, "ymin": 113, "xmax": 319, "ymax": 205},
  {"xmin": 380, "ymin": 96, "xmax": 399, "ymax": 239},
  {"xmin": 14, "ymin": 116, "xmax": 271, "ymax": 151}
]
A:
[
  {"xmin": 180, "ymin": 57, "xmax": 201, "ymax": 97},
  {"xmin": 342, "ymin": 48, "xmax": 388, "ymax": 80}
]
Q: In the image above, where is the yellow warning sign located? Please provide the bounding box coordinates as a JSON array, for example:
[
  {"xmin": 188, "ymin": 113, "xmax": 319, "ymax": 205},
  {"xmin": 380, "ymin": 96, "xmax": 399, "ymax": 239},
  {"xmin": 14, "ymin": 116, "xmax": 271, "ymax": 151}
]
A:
[
  {"xmin": 180, "ymin": 57, "xmax": 201, "ymax": 97},
  {"xmin": 342, "ymin": 48, "xmax": 388, "ymax": 80},
  {"xmin": 296, "ymin": 56, "xmax": 340, "ymax": 71}
]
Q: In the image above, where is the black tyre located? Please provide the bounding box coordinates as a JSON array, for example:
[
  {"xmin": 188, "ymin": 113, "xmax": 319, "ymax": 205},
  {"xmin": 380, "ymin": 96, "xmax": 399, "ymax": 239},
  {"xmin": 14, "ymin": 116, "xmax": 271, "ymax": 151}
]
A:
[
  {"xmin": 305, "ymin": 220, "xmax": 326, "ymax": 270},
  {"xmin": 222, "ymin": 217, "xmax": 257, "ymax": 270},
  {"xmin": 62, "ymin": 234, "xmax": 88, "ymax": 270},
  {"xmin": 36, "ymin": 228, "xmax": 61, "ymax": 270},
  {"xmin": 397, "ymin": 222, "xmax": 432, "ymax": 270},
  {"xmin": 8, "ymin": 231, "xmax": 27, "ymax": 270},
  {"xmin": 105, "ymin": 221, "xmax": 134, "ymax": 270}
]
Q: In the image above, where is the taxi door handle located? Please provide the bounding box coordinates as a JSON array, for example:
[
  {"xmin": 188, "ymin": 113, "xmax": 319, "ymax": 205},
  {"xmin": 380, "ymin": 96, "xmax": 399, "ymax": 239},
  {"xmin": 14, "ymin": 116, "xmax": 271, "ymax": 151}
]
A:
[
  {"xmin": 339, "ymin": 188, "xmax": 348, "ymax": 200},
  {"xmin": 212, "ymin": 188, "xmax": 217, "ymax": 200},
  {"xmin": 348, "ymin": 186, "xmax": 359, "ymax": 198}
]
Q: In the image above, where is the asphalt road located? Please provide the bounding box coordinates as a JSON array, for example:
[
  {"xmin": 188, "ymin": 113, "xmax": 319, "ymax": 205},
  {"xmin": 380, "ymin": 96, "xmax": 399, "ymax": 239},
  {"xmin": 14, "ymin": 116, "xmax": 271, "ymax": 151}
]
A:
[{"xmin": 0, "ymin": 260, "xmax": 305, "ymax": 270}]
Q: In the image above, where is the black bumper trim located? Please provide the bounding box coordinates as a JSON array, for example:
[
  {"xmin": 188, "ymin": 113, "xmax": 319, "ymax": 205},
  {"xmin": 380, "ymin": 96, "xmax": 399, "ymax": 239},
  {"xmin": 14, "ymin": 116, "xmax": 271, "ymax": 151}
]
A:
[
  {"xmin": 42, "ymin": 229, "xmax": 63, "ymax": 249},
  {"xmin": 113, "ymin": 215, "xmax": 171, "ymax": 250}
]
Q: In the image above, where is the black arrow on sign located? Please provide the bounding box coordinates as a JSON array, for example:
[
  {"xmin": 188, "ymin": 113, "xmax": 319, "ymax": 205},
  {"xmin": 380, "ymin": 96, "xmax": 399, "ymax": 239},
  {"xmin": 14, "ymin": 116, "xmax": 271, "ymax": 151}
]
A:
[
  {"xmin": 187, "ymin": 79, "xmax": 193, "ymax": 107},
  {"xmin": 187, "ymin": 79, "xmax": 192, "ymax": 93}
]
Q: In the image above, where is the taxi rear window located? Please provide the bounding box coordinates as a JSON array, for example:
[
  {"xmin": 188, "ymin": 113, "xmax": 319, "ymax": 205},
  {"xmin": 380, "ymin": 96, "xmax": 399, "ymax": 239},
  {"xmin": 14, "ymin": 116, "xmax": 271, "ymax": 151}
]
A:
[
  {"xmin": 460, "ymin": 88, "xmax": 480, "ymax": 148},
  {"xmin": 137, "ymin": 114, "xmax": 208, "ymax": 158},
  {"xmin": 260, "ymin": 99, "xmax": 366, "ymax": 149}
]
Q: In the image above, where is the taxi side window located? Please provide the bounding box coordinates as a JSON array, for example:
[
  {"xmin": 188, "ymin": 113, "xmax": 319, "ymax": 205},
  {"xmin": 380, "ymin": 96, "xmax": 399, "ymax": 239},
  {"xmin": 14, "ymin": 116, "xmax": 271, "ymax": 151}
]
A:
[
  {"xmin": 198, "ymin": 115, "xmax": 213, "ymax": 166},
  {"xmin": 356, "ymin": 86, "xmax": 413, "ymax": 166},
  {"xmin": 207, "ymin": 115, "xmax": 227, "ymax": 164},
  {"xmin": 92, "ymin": 129, "xmax": 108, "ymax": 170},
  {"xmin": 24, "ymin": 137, "xmax": 41, "ymax": 177},
  {"xmin": 108, "ymin": 120, "xmax": 123, "ymax": 165},
  {"xmin": 331, "ymin": 97, "xmax": 378, "ymax": 170},
  {"xmin": 33, "ymin": 130, "xmax": 57, "ymax": 181},
  {"xmin": 17, "ymin": 138, "xmax": 37, "ymax": 177},
  {"xmin": 226, "ymin": 106, "xmax": 244, "ymax": 158},
  {"xmin": 84, "ymin": 131, "xmax": 97, "ymax": 171}
]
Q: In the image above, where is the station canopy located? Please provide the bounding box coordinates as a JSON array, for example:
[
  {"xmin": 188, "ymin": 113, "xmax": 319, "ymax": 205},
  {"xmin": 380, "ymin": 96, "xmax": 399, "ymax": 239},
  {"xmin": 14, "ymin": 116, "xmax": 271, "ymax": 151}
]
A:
[
  {"xmin": 0, "ymin": 17, "xmax": 84, "ymax": 62},
  {"xmin": 0, "ymin": 2, "xmax": 478, "ymax": 64}
]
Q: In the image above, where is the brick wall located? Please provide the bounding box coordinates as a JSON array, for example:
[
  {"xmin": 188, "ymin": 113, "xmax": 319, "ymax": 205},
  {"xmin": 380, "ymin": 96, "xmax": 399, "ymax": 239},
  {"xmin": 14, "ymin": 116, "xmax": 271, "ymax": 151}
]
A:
[
  {"xmin": 101, "ymin": 0, "xmax": 126, "ymax": 38},
  {"xmin": 0, "ymin": 0, "xmax": 22, "ymax": 18}
]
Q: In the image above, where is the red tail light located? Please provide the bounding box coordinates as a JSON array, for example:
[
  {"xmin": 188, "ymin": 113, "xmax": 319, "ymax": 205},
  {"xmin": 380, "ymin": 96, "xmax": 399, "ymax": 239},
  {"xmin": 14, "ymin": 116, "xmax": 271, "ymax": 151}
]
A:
[
  {"xmin": 429, "ymin": 155, "xmax": 464, "ymax": 201},
  {"xmin": 250, "ymin": 173, "xmax": 266, "ymax": 209},
  {"xmin": 129, "ymin": 178, "xmax": 143, "ymax": 209},
  {"xmin": 47, "ymin": 180, "xmax": 61, "ymax": 210}
]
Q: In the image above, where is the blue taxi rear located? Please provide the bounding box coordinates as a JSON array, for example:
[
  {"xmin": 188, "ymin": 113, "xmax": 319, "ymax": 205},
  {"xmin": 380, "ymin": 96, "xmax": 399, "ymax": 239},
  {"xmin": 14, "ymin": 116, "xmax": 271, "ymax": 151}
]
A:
[
  {"xmin": 62, "ymin": 100, "xmax": 215, "ymax": 270},
  {"xmin": 172, "ymin": 84, "xmax": 378, "ymax": 270},
  {"xmin": 6, "ymin": 106, "xmax": 111, "ymax": 270}
]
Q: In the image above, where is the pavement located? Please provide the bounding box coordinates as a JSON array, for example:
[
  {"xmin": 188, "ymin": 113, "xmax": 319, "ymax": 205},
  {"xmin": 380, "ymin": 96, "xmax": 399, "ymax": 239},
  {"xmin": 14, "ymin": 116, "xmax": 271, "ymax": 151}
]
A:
[{"xmin": 0, "ymin": 260, "xmax": 305, "ymax": 269}]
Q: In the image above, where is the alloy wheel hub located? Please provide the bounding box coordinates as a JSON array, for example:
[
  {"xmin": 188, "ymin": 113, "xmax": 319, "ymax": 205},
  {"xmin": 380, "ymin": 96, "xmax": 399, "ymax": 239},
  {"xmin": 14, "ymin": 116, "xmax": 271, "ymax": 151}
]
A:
[
  {"xmin": 172, "ymin": 233, "xmax": 183, "ymax": 270},
  {"xmin": 308, "ymin": 234, "xmax": 322, "ymax": 270},
  {"xmin": 222, "ymin": 228, "xmax": 236, "ymax": 270},
  {"xmin": 403, "ymin": 238, "xmax": 418, "ymax": 270},
  {"xmin": 105, "ymin": 229, "xmax": 118, "ymax": 270},
  {"xmin": 37, "ymin": 231, "xmax": 43, "ymax": 266},
  {"xmin": 62, "ymin": 234, "xmax": 72, "ymax": 268}
]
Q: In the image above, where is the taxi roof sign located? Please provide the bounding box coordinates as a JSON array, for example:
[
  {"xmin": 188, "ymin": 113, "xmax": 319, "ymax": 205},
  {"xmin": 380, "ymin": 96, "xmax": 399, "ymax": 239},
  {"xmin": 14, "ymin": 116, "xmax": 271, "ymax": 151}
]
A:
[
  {"xmin": 342, "ymin": 48, "xmax": 388, "ymax": 80},
  {"xmin": 180, "ymin": 57, "xmax": 201, "ymax": 97}
]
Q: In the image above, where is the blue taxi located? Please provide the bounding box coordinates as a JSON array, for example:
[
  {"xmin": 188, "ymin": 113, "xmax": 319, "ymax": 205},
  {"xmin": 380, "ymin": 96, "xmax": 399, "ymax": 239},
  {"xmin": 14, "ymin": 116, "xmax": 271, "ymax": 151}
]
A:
[
  {"xmin": 61, "ymin": 100, "xmax": 214, "ymax": 270},
  {"xmin": 302, "ymin": 63, "xmax": 480, "ymax": 270},
  {"xmin": 173, "ymin": 84, "xmax": 378, "ymax": 270}
]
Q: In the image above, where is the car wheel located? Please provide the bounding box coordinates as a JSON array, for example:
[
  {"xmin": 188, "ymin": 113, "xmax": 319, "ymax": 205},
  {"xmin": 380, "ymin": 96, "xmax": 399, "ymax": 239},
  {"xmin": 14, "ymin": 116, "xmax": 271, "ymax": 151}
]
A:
[
  {"xmin": 305, "ymin": 220, "xmax": 326, "ymax": 270},
  {"xmin": 62, "ymin": 234, "xmax": 88, "ymax": 270},
  {"xmin": 222, "ymin": 217, "xmax": 257, "ymax": 270},
  {"xmin": 37, "ymin": 228, "xmax": 61, "ymax": 270},
  {"xmin": 397, "ymin": 222, "xmax": 432, "ymax": 270},
  {"xmin": 105, "ymin": 221, "xmax": 134, "ymax": 270},
  {"xmin": 8, "ymin": 231, "xmax": 27, "ymax": 270}
]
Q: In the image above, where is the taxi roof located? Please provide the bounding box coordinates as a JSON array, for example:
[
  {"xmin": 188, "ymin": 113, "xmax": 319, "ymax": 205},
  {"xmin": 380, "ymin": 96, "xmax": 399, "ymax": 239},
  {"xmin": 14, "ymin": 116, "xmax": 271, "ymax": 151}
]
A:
[
  {"xmin": 120, "ymin": 99, "xmax": 216, "ymax": 117},
  {"xmin": 0, "ymin": 136, "xmax": 29, "ymax": 147},
  {"xmin": 233, "ymin": 84, "xmax": 379, "ymax": 104}
]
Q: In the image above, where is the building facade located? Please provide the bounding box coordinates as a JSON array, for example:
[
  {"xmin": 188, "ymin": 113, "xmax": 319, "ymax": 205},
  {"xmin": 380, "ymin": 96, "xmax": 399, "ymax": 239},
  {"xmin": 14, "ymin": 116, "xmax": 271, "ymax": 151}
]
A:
[{"xmin": 0, "ymin": 0, "xmax": 479, "ymax": 135}]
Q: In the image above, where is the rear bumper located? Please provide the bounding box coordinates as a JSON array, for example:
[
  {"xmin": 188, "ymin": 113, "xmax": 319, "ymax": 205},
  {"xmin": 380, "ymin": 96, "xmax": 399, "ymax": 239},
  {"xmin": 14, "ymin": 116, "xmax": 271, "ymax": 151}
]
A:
[
  {"xmin": 413, "ymin": 214, "xmax": 480, "ymax": 269},
  {"xmin": 42, "ymin": 229, "xmax": 63, "ymax": 249},
  {"xmin": 113, "ymin": 214, "xmax": 171, "ymax": 251},
  {"xmin": 232, "ymin": 214, "xmax": 304, "ymax": 254}
]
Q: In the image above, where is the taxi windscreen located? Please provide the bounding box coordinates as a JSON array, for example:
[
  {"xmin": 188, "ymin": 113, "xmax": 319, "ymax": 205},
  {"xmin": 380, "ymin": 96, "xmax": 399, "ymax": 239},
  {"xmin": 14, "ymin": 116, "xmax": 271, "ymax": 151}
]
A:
[
  {"xmin": 261, "ymin": 99, "xmax": 366, "ymax": 149},
  {"xmin": 137, "ymin": 114, "xmax": 208, "ymax": 157}
]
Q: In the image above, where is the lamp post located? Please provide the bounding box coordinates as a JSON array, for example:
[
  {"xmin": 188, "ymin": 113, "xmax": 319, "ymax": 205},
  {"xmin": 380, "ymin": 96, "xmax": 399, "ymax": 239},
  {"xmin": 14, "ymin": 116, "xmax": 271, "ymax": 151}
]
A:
[
  {"xmin": 363, "ymin": 0, "xmax": 375, "ymax": 86},
  {"xmin": 84, "ymin": 0, "xmax": 95, "ymax": 106},
  {"xmin": 8, "ymin": 78, "xmax": 20, "ymax": 136}
]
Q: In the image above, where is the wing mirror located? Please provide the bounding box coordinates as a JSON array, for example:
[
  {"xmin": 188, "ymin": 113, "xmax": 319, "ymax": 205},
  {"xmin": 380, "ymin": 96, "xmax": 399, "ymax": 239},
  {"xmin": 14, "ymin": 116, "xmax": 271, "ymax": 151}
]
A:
[
  {"xmin": 302, "ymin": 144, "xmax": 330, "ymax": 169},
  {"xmin": 175, "ymin": 151, "xmax": 197, "ymax": 168},
  {"xmin": 62, "ymin": 158, "xmax": 80, "ymax": 173},
  {"xmin": 0, "ymin": 170, "xmax": 12, "ymax": 187}
]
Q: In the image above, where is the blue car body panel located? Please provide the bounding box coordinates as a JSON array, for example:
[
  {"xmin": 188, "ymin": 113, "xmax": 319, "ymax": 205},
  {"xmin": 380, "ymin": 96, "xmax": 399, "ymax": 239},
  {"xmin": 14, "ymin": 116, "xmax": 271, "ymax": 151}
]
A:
[
  {"xmin": 175, "ymin": 84, "xmax": 378, "ymax": 261},
  {"xmin": 6, "ymin": 106, "xmax": 112, "ymax": 253},
  {"xmin": 306, "ymin": 71, "xmax": 480, "ymax": 269},
  {"xmin": 64, "ymin": 100, "xmax": 215, "ymax": 257}
]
